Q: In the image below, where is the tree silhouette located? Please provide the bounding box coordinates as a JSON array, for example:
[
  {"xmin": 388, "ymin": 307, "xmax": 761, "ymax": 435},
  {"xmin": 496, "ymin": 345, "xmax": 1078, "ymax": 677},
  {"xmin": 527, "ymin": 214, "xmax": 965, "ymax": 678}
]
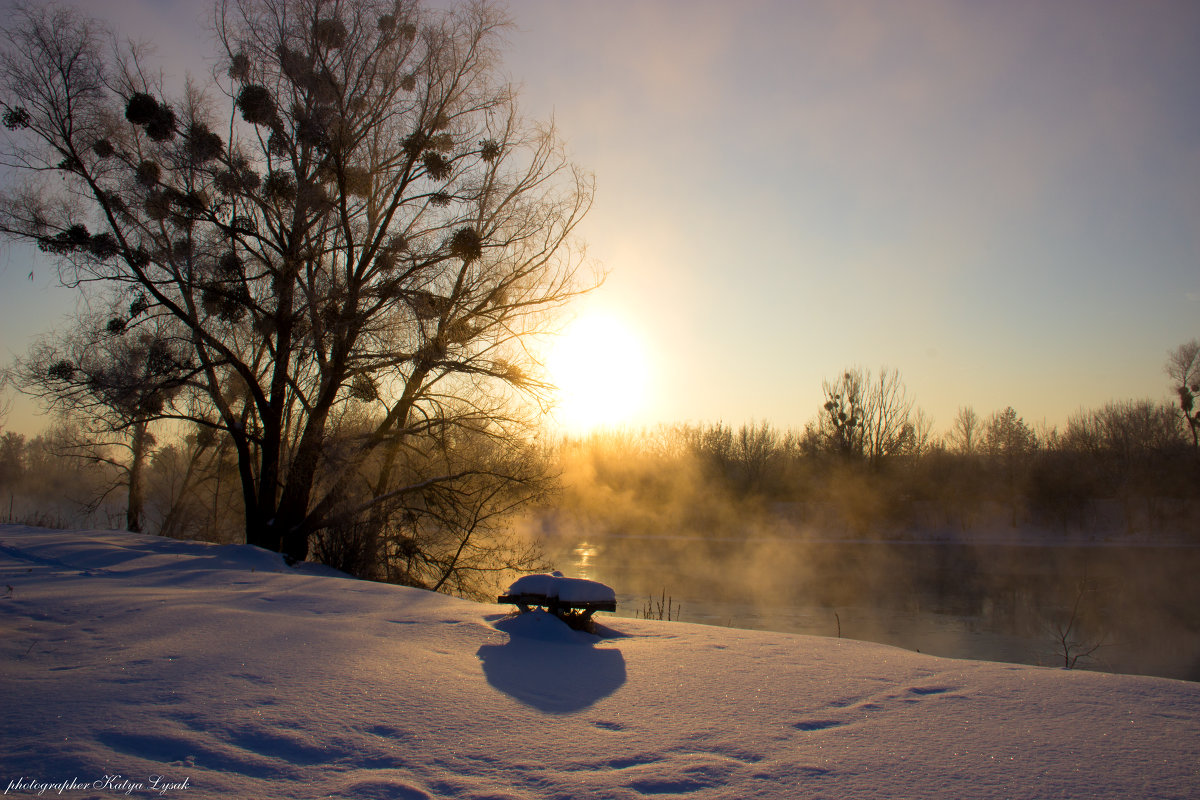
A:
[
  {"xmin": 1166, "ymin": 339, "xmax": 1200, "ymax": 448},
  {"xmin": 13, "ymin": 313, "xmax": 192, "ymax": 532},
  {"xmin": 947, "ymin": 406, "xmax": 981, "ymax": 455},
  {"xmin": 0, "ymin": 0, "xmax": 594, "ymax": 570},
  {"xmin": 817, "ymin": 367, "xmax": 915, "ymax": 466},
  {"xmin": 984, "ymin": 406, "xmax": 1037, "ymax": 526},
  {"xmin": 820, "ymin": 370, "xmax": 865, "ymax": 459}
]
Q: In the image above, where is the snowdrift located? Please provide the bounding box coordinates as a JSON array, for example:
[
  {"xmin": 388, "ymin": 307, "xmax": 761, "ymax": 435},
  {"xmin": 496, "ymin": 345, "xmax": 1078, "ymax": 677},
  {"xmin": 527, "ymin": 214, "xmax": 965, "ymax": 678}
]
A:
[{"xmin": 2, "ymin": 525, "xmax": 1197, "ymax": 799}]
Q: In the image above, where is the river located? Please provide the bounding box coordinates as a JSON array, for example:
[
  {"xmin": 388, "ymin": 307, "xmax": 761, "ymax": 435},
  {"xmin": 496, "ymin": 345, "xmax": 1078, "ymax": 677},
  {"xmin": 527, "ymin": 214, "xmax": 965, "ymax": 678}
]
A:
[{"xmin": 544, "ymin": 533, "xmax": 1200, "ymax": 682}]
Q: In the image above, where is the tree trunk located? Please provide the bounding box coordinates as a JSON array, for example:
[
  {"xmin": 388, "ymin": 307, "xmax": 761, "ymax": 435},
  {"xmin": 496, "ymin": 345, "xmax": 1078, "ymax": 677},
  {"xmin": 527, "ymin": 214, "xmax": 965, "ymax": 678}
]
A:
[
  {"xmin": 245, "ymin": 491, "xmax": 281, "ymax": 553},
  {"xmin": 273, "ymin": 371, "xmax": 347, "ymax": 564},
  {"xmin": 125, "ymin": 420, "xmax": 149, "ymax": 533}
]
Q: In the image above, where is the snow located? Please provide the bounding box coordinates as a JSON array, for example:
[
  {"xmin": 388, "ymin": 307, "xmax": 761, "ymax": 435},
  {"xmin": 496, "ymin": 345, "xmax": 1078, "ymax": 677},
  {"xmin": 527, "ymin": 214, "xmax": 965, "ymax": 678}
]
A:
[
  {"xmin": 554, "ymin": 577, "xmax": 616, "ymax": 604},
  {"xmin": 2, "ymin": 524, "xmax": 1198, "ymax": 800},
  {"xmin": 505, "ymin": 571, "xmax": 563, "ymax": 597},
  {"xmin": 505, "ymin": 571, "xmax": 617, "ymax": 603}
]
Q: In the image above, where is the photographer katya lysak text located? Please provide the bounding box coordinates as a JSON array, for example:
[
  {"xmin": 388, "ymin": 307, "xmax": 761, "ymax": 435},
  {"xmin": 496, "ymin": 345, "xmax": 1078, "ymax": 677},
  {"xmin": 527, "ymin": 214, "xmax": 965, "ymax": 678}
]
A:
[{"xmin": 4, "ymin": 775, "xmax": 190, "ymax": 796}]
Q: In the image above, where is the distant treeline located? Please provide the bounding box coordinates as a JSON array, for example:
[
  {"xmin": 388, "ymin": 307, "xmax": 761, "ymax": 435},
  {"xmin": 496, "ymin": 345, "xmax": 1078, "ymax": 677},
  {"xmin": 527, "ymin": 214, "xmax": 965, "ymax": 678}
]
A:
[
  {"xmin": 1, "ymin": 389, "xmax": 1197, "ymax": 588},
  {"xmin": 551, "ymin": 396, "xmax": 1199, "ymax": 543}
]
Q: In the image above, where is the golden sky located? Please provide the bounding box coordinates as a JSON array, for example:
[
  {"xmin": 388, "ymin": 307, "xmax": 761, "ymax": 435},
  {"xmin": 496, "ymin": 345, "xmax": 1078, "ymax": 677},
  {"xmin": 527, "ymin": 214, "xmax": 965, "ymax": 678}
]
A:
[{"xmin": 2, "ymin": 0, "xmax": 1198, "ymax": 434}]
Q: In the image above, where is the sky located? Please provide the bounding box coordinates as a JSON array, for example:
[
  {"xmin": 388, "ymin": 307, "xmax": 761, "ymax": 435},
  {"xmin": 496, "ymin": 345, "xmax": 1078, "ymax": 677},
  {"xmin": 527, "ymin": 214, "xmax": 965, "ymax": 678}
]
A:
[{"xmin": 2, "ymin": 0, "xmax": 1198, "ymax": 435}]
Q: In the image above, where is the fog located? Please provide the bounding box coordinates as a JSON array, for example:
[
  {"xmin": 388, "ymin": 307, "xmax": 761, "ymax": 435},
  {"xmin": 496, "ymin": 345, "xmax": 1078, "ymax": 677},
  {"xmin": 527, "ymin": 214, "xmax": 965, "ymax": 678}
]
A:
[{"xmin": 524, "ymin": 424, "xmax": 1200, "ymax": 681}]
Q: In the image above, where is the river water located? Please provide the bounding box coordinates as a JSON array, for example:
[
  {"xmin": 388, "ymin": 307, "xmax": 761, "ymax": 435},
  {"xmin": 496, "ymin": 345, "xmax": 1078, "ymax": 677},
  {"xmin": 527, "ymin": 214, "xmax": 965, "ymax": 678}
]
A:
[{"xmin": 544, "ymin": 533, "xmax": 1200, "ymax": 682}]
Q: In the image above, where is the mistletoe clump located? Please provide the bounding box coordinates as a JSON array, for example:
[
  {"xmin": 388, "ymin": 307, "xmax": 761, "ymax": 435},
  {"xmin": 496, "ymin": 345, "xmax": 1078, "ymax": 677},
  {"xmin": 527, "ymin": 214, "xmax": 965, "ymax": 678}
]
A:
[
  {"xmin": 216, "ymin": 251, "xmax": 243, "ymax": 280},
  {"xmin": 348, "ymin": 374, "xmax": 378, "ymax": 402},
  {"xmin": 87, "ymin": 232, "xmax": 119, "ymax": 260},
  {"xmin": 47, "ymin": 359, "xmax": 76, "ymax": 382},
  {"xmin": 228, "ymin": 52, "xmax": 250, "ymax": 81},
  {"xmin": 37, "ymin": 224, "xmax": 91, "ymax": 254},
  {"xmin": 186, "ymin": 124, "xmax": 224, "ymax": 163},
  {"xmin": 422, "ymin": 152, "xmax": 451, "ymax": 181},
  {"xmin": 125, "ymin": 92, "xmax": 176, "ymax": 141},
  {"xmin": 135, "ymin": 160, "xmax": 161, "ymax": 186},
  {"xmin": 449, "ymin": 227, "xmax": 482, "ymax": 263},
  {"xmin": 313, "ymin": 18, "xmax": 348, "ymax": 49},
  {"xmin": 402, "ymin": 130, "xmax": 428, "ymax": 158},
  {"xmin": 236, "ymin": 85, "xmax": 276, "ymax": 126},
  {"xmin": 124, "ymin": 92, "xmax": 159, "ymax": 124},
  {"xmin": 479, "ymin": 139, "xmax": 500, "ymax": 162},
  {"xmin": 3, "ymin": 105, "xmax": 30, "ymax": 129}
]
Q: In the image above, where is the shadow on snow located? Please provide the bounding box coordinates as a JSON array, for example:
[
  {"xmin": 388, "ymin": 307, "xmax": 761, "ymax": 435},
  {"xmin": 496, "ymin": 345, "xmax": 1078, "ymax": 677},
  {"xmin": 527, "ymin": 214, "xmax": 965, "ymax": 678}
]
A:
[{"xmin": 476, "ymin": 611, "xmax": 626, "ymax": 714}]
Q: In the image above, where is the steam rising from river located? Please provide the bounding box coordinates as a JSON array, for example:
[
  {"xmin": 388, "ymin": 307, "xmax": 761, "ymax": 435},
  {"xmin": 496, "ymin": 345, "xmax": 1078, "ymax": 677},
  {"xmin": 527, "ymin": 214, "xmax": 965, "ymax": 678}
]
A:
[{"xmin": 515, "ymin": 439, "xmax": 1200, "ymax": 681}]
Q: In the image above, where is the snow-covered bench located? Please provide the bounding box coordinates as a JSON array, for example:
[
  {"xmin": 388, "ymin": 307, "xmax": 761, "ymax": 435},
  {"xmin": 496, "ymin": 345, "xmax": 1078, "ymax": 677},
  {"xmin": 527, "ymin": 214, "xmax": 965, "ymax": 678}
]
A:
[{"xmin": 498, "ymin": 571, "xmax": 617, "ymax": 622}]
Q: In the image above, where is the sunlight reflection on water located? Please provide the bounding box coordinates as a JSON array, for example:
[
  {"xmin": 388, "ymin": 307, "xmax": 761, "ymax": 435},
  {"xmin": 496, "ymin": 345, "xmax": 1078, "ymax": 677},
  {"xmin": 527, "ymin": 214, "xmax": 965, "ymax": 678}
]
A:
[
  {"xmin": 571, "ymin": 542, "xmax": 597, "ymax": 579},
  {"xmin": 545, "ymin": 535, "xmax": 1200, "ymax": 682}
]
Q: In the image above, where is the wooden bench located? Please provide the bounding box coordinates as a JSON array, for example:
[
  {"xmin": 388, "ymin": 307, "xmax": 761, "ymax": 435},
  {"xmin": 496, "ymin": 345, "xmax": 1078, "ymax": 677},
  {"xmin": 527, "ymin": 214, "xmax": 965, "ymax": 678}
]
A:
[{"xmin": 497, "ymin": 592, "xmax": 617, "ymax": 622}]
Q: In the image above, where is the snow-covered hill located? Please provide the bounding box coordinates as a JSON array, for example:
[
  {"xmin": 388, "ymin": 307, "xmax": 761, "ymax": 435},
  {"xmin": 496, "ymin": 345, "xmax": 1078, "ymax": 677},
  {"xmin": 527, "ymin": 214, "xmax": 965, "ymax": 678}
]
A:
[{"xmin": 2, "ymin": 525, "xmax": 1197, "ymax": 799}]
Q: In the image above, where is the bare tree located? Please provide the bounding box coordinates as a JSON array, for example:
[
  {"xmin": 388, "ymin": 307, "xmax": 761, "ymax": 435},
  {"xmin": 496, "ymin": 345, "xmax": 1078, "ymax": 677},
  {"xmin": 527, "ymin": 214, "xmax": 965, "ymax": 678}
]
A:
[
  {"xmin": 12, "ymin": 313, "xmax": 192, "ymax": 531},
  {"xmin": 1050, "ymin": 576, "xmax": 1109, "ymax": 670},
  {"xmin": 0, "ymin": 0, "xmax": 594, "ymax": 575},
  {"xmin": 0, "ymin": 373, "xmax": 11, "ymax": 429},
  {"xmin": 147, "ymin": 424, "xmax": 223, "ymax": 539},
  {"xmin": 946, "ymin": 405, "xmax": 980, "ymax": 455},
  {"xmin": 905, "ymin": 407, "xmax": 936, "ymax": 459},
  {"xmin": 0, "ymin": 429, "xmax": 24, "ymax": 496},
  {"xmin": 859, "ymin": 367, "xmax": 914, "ymax": 466},
  {"xmin": 733, "ymin": 420, "xmax": 779, "ymax": 490},
  {"xmin": 1166, "ymin": 339, "xmax": 1200, "ymax": 447},
  {"xmin": 817, "ymin": 367, "xmax": 914, "ymax": 466},
  {"xmin": 682, "ymin": 421, "xmax": 735, "ymax": 476}
]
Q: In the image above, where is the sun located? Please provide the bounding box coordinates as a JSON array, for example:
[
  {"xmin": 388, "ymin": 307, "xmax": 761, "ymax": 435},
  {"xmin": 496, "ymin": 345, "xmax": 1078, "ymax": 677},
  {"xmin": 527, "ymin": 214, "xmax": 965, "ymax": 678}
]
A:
[{"xmin": 546, "ymin": 312, "xmax": 650, "ymax": 433}]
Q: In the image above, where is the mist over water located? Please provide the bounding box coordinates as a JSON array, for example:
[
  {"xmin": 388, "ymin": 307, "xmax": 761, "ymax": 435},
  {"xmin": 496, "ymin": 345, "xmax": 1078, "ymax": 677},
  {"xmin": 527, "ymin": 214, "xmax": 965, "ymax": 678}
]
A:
[
  {"xmin": 524, "ymin": 425, "xmax": 1200, "ymax": 681},
  {"xmin": 540, "ymin": 530, "xmax": 1200, "ymax": 681}
]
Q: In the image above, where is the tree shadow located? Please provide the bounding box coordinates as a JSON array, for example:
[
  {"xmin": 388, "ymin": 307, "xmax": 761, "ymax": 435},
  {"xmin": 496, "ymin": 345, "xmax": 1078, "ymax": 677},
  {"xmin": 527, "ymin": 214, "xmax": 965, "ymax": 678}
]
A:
[{"xmin": 476, "ymin": 611, "xmax": 626, "ymax": 714}]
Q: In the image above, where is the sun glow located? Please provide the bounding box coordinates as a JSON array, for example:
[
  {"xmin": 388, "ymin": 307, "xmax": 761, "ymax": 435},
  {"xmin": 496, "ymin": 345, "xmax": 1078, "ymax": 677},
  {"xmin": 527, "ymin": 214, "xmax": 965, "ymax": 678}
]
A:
[{"xmin": 547, "ymin": 312, "xmax": 650, "ymax": 433}]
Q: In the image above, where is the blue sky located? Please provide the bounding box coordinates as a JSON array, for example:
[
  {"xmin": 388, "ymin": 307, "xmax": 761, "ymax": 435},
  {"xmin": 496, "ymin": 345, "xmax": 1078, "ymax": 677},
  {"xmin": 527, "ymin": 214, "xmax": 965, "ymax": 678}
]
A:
[{"xmin": 2, "ymin": 0, "xmax": 1198, "ymax": 435}]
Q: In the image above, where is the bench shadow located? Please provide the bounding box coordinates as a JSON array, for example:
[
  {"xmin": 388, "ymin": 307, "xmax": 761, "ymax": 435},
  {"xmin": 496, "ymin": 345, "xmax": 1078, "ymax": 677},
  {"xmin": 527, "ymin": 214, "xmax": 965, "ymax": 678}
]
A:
[{"xmin": 476, "ymin": 611, "xmax": 627, "ymax": 714}]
